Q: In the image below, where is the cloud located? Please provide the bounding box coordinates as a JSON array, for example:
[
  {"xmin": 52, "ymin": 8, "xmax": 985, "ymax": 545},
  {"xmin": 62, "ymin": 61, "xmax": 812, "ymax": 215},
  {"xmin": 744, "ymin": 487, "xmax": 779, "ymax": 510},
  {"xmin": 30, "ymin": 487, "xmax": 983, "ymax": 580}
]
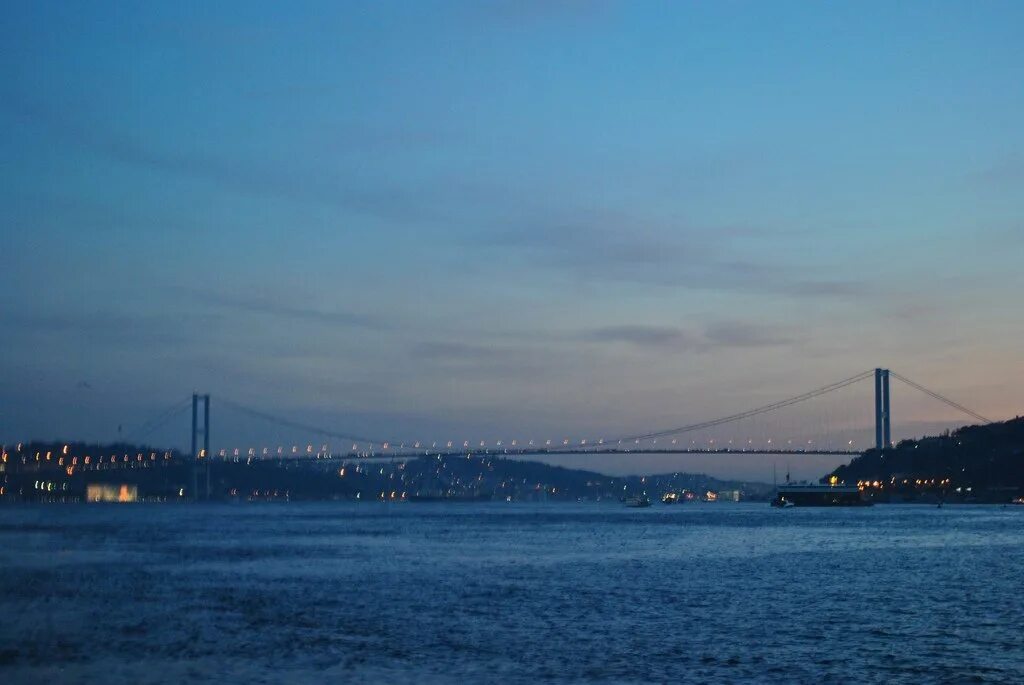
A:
[
  {"xmin": 482, "ymin": 215, "xmax": 706, "ymax": 265},
  {"xmin": 200, "ymin": 291, "xmax": 385, "ymax": 331},
  {"xmin": 0, "ymin": 92, "xmax": 438, "ymax": 223},
  {"xmin": 468, "ymin": 0, "xmax": 610, "ymax": 25},
  {"xmin": 408, "ymin": 339, "xmax": 575, "ymax": 381},
  {"xmin": 476, "ymin": 213, "xmax": 870, "ymax": 299},
  {"xmin": 2, "ymin": 309, "xmax": 195, "ymax": 347},
  {"xmin": 410, "ymin": 341, "xmax": 507, "ymax": 362},
  {"xmin": 704, "ymin": 321, "xmax": 794, "ymax": 347},
  {"xmin": 584, "ymin": 325, "xmax": 693, "ymax": 348},
  {"xmin": 971, "ymin": 154, "xmax": 1024, "ymax": 187},
  {"xmin": 582, "ymin": 321, "xmax": 795, "ymax": 352}
]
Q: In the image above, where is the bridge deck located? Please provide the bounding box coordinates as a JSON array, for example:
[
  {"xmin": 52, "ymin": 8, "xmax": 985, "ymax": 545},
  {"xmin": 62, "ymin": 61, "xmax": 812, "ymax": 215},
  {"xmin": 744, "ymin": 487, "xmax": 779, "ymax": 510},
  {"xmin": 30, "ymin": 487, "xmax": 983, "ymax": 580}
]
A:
[{"xmin": 233, "ymin": 447, "xmax": 862, "ymax": 463}]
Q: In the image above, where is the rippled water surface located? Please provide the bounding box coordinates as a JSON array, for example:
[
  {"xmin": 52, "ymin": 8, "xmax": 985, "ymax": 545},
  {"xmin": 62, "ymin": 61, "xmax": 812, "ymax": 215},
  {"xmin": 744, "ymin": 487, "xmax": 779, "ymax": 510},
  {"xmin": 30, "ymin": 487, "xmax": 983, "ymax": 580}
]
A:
[{"xmin": 1, "ymin": 502, "xmax": 1022, "ymax": 684}]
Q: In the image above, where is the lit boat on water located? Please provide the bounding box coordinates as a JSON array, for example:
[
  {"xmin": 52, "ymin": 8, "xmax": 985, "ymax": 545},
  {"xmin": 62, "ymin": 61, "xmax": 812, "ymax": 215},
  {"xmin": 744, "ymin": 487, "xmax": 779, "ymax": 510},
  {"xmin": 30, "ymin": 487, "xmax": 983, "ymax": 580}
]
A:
[
  {"xmin": 624, "ymin": 495, "xmax": 651, "ymax": 508},
  {"xmin": 662, "ymin": 492, "xmax": 682, "ymax": 504}
]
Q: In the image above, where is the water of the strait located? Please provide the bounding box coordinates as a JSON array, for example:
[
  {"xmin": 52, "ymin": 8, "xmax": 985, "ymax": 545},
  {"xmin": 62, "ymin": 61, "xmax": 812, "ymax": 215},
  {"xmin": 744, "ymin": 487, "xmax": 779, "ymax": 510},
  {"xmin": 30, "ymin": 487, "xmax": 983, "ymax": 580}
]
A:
[{"xmin": 1, "ymin": 502, "xmax": 1022, "ymax": 684}]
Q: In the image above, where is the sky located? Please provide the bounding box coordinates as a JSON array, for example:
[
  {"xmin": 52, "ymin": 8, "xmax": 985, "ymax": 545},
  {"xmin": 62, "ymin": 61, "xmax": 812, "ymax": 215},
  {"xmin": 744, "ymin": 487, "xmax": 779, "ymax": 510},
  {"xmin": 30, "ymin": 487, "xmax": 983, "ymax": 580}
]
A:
[{"xmin": 2, "ymin": 1, "xmax": 1022, "ymax": 478}]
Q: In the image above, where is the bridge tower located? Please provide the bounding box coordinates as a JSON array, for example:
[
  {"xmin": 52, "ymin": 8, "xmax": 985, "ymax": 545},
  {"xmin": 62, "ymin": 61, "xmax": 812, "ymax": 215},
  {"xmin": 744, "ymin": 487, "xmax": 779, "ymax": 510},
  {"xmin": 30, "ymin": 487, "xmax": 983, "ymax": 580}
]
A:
[
  {"xmin": 191, "ymin": 394, "xmax": 210, "ymax": 500},
  {"xmin": 874, "ymin": 369, "xmax": 891, "ymax": 450}
]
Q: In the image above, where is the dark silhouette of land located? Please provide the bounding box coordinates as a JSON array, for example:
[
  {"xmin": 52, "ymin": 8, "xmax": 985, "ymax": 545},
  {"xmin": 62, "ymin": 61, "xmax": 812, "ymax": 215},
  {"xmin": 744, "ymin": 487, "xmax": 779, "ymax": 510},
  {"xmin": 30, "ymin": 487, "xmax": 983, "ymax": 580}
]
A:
[{"xmin": 829, "ymin": 416, "xmax": 1024, "ymax": 502}]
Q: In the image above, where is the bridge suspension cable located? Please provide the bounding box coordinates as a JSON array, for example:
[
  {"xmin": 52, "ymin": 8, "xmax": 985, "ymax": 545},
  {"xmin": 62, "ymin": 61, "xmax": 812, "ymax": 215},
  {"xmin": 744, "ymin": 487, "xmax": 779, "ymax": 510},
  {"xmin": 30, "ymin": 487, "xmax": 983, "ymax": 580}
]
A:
[
  {"xmin": 218, "ymin": 398, "xmax": 386, "ymax": 445},
  {"xmin": 888, "ymin": 371, "xmax": 991, "ymax": 424},
  {"xmin": 126, "ymin": 398, "xmax": 193, "ymax": 442},
  {"xmin": 604, "ymin": 369, "xmax": 876, "ymax": 444}
]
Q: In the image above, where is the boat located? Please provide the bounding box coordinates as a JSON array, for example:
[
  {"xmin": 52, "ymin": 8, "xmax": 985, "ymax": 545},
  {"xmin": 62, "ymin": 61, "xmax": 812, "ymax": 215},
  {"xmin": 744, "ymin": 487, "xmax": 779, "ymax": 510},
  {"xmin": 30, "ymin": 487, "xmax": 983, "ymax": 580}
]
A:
[
  {"xmin": 661, "ymin": 492, "xmax": 682, "ymax": 504},
  {"xmin": 770, "ymin": 483, "xmax": 871, "ymax": 507},
  {"xmin": 624, "ymin": 495, "xmax": 651, "ymax": 508}
]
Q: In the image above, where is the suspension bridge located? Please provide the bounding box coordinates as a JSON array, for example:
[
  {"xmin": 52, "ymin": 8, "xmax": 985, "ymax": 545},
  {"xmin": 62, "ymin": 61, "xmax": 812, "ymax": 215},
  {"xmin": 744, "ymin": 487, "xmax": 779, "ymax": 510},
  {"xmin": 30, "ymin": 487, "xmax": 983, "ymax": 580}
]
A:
[{"xmin": 128, "ymin": 367, "xmax": 991, "ymax": 464}]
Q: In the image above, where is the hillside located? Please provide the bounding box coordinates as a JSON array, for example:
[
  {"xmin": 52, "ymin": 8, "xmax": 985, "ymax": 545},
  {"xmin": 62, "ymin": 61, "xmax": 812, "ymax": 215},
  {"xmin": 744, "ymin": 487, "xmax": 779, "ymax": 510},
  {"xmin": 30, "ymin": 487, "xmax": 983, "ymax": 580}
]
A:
[{"xmin": 828, "ymin": 416, "xmax": 1024, "ymax": 502}]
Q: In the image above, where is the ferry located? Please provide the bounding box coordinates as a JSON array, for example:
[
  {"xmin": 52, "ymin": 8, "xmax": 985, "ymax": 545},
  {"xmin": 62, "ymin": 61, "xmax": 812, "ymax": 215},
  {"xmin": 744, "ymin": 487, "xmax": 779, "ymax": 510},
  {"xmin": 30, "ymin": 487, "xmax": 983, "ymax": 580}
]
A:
[
  {"xmin": 771, "ymin": 483, "xmax": 871, "ymax": 507},
  {"xmin": 624, "ymin": 495, "xmax": 652, "ymax": 508}
]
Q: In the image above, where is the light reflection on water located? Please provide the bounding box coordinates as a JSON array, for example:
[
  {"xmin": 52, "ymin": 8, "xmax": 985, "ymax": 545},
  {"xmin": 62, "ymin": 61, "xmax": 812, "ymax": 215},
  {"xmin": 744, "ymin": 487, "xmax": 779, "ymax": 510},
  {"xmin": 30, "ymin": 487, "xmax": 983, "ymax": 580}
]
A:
[{"xmin": 1, "ymin": 502, "xmax": 1022, "ymax": 683}]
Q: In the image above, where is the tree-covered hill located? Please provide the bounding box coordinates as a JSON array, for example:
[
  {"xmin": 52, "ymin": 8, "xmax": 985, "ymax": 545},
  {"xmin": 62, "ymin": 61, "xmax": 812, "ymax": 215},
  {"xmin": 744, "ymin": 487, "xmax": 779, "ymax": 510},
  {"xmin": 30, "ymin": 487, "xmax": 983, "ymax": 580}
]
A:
[{"xmin": 828, "ymin": 416, "xmax": 1024, "ymax": 502}]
